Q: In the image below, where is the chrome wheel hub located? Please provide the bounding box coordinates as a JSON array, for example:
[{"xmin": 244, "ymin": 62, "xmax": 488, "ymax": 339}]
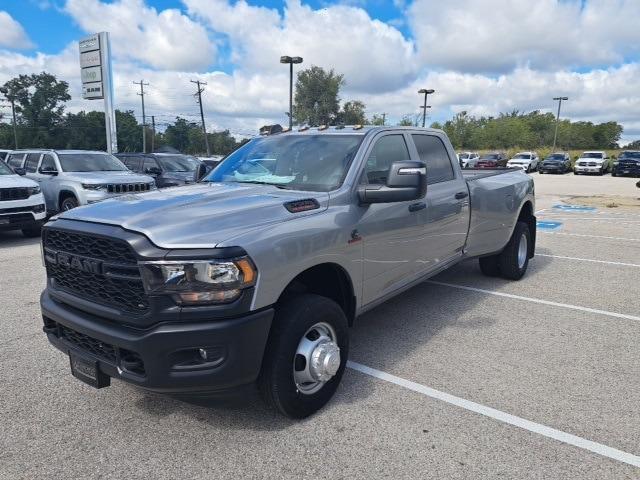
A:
[
  {"xmin": 294, "ymin": 322, "xmax": 340, "ymax": 395},
  {"xmin": 517, "ymin": 233, "xmax": 528, "ymax": 269}
]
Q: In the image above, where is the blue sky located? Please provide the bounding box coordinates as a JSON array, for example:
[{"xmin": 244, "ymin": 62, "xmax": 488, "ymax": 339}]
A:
[{"xmin": 0, "ymin": 0, "xmax": 639, "ymax": 142}]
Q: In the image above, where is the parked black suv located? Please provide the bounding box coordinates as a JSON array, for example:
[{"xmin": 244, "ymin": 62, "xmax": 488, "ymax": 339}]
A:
[
  {"xmin": 116, "ymin": 153, "xmax": 206, "ymax": 188},
  {"xmin": 612, "ymin": 151, "xmax": 640, "ymax": 177}
]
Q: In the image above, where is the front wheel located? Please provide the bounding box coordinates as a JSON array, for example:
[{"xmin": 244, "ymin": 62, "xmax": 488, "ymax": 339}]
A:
[
  {"xmin": 499, "ymin": 221, "xmax": 531, "ymax": 280},
  {"xmin": 60, "ymin": 196, "xmax": 79, "ymax": 211},
  {"xmin": 258, "ymin": 294, "xmax": 349, "ymax": 419}
]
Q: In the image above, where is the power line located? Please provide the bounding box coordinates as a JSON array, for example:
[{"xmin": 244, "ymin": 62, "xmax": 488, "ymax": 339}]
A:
[
  {"xmin": 133, "ymin": 80, "xmax": 149, "ymax": 152},
  {"xmin": 190, "ymin": 79, "xmax": 211, "ymax": 156}
]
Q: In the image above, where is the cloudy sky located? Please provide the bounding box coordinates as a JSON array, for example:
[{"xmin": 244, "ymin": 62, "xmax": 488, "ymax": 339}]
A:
[{"xmin": 1, "ymin": 0, "xmax": 639, "ymax": 143}]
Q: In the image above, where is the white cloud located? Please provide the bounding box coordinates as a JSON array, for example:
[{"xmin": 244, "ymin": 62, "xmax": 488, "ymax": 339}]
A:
[
  {"xmin": 64, "ymin": 0, "xmax": 216, "ymax": 71},
  {"xmin": 184, "ymin": 0, "xmax": 417, "ymax": 93},
  {"xmin": 409, "ymin": 0, "xmax": 640, "ymax": 74},
  {"xmin": 0, "ymin": 11, "xmax": 35, "ymax": 49}
]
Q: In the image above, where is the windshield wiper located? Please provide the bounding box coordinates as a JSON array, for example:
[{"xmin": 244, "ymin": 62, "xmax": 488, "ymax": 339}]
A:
[{"xmin": 235, "ymin": 180, "xmax": 290, "ymax": 189}]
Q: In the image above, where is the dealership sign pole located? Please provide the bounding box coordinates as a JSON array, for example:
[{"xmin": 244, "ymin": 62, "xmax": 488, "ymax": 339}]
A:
[{"xmin": 79, "ymin": 32, "xmax": 117, "ymax": 153}]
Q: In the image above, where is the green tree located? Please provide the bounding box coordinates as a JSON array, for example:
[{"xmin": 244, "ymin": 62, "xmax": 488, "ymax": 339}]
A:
[
  {"xmin": 626, "ymin": 140, "xmax": 640, "ymax": 149},
  {"xmin": 164, "ymin": 117, "xmax": 198, "ymax": 152},
  {"xmin": 398, "ymin": 114, "xmax": 419, "ymax": 126},
  {"xmin": 293, "ymin": 66, "xmax": 344, "ymax": 126},
  {"xmin": 369, "ymin": 114, "xmax": 385, "ymax": 126},
  {"xmin": 338, "ymin": 100, "xmax": 367, "ymax": 125},
  {"xmin": 1, "ymin": 72, "xmax": 71, "ymax": 148}
]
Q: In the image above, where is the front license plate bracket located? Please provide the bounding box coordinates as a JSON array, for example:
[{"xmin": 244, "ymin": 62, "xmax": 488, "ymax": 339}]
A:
[{"xmin": 69, "ymin": 352, "xmax": 111, "ymax": 389}]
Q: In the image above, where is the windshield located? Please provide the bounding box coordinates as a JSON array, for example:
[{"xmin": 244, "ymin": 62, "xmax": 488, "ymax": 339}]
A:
[
  {"xmin": 157, "ymin": 155, "xmax": 201, "ymax": 172},
  {"xmin": 480, "ymin": 154, "xmax": 499, "ymax": 160},
  {"xmin": 0, "ymin": 161, "xmax": 14, "ymax": 175},
  {"xmin": 205, "ymin": 134, "xmax": 363, "ymax": 192},
  {"xmin": 619, "ymin": 151, "xmax": 640, "ymax": 159},
  {"xmin": 512, "ymin": 154, "xmax": 531, "ymax": 159},
  {"xmin": 546, "ymin": 154, "xmax": 565, "ymax": 160},
  {"xmin": 581, "ymin": 152, "xmax": 604, "ymax": 159},
  {"xmin": 58, "ymin": 153, "xmax": 128, "ymax": 172},
  {"xmin": 459, "ymin": 153, "xmax": 470, "ymax": 159}
]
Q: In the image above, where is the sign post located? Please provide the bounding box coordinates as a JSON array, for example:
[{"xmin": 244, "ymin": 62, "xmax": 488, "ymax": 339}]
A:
[{"xmin": 79, "ymin": 32, "xmax": 117, "ymax": 153}]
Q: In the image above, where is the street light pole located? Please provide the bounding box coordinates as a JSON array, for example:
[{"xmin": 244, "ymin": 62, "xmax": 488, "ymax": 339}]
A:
[
  {"xmin": 552, "ymin": 96, "xmax": 568, "ymax": 152},
  {"xmin": 280, "ymin": 56, "xmax": 303, "ymax": 129},
  {"xmin": 418, "ymin": 88, "xmax": 435, "ymax": 128},
  {"xmin": 0, "ymin": 87, "xmax": 18, "ymax": 149}
]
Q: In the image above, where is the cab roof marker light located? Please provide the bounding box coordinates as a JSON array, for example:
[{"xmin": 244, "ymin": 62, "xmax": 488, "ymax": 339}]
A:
[
  {"xmin": 298, "ymin": 126, "xmax": 310, "ymax": 132},
  {"xmin": 281, "ymin": 127, "xmax": 291, "ymax": 132},
  {"xmin": 353, "ymin": 124, "xmax": 363, "ymax": 130},
  {"xmin": 318, "ymin": 125, "xmax": 328, "ymax": 131}
]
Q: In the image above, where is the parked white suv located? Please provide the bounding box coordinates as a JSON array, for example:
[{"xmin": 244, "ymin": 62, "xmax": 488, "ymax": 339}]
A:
[
  {"xmin": 507, "ymin": 152, "xmax": 539, "ymax": 173},
  {"xmin": 574, "ymin": 151, "xmax": 609, "ymax": 175},
  {"xmin": 6, "ymin": 150, "xmax": 155, "ymax": 212},
  {"xmin": 458, "ymin": 151, "xmax": 480, "ymax": 168},
  {"xmin": 0, "ymin": 160, "xmax": 46, "ymax": 237}
]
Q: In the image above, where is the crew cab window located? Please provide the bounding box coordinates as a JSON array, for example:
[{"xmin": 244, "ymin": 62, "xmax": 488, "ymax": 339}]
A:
[
  {"xmin": 143, "ymin": 157, "xmax": 159, "ymax": 173},
  {"xmin": 25, "ymin": 153, "xmax": 41, "ymax": 173},
  {"xmin": 40, "ymin": 154, "xmax": 57, "ymax": 172},
  {"xmin": 364, "ymin": 135, "xmax": 410, "ymax": 185},
  {"xmin": 7, "ymin": 153, "xmax": 24, "ymax": 168},
  {"xmin": 412, "ymin": 135, "xmax": 455, "ymax": 184},
  {"xmin": 123, "ymin": 156, "xmax": 142, "ymax": 171}
]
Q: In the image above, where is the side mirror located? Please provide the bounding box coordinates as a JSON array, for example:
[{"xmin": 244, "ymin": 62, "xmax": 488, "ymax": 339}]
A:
[
  {"xmin": 39, "ymin": 167, "xmax": 58, "ymax": 176},
  {"xmin": 358, "ymin": 161, "xmax": 427, "ymax": 204},
  {"xmin": 14, "ymin": 167, "xmax": 26, "ymax": 176},
  {"xmin": 146, "ymin": 166, "xmax": 162, "ymax": 176}
]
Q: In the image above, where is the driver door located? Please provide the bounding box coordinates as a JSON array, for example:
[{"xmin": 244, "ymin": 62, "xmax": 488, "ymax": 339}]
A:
[{"xmin": 357, "ymin": 132, "xmax": 429, "ymax": 306}]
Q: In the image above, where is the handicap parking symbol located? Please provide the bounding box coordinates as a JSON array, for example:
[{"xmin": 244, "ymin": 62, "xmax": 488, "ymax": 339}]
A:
[
  {"xmin": 537, "ymin": 221, "xmax": 563, "ymax": 230},
  {"xmin": 552, "ymin": 204, "xmax": 597, "ymax": 212}
]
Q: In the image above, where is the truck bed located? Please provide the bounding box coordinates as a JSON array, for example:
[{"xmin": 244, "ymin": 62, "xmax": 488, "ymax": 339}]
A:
[{"xmin": 462, "ymin": 168, "xmax": 534, "ymax": 258}]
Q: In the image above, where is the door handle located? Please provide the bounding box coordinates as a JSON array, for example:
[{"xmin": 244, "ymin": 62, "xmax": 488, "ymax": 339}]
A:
[
  {"xmin": 408, "ymin": 202, "xmax": 426, "ymax": 212},
  {"xmin": 455, "ymin": 191, "xmax": 469, "ymax": 200}
]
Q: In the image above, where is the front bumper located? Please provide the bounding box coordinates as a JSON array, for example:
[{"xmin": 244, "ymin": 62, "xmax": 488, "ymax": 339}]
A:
[
  {"xmin": 0, "ymin": 205, "xmax": 46, "ymax": 231},
  {"xmin": 615, "ymin": 164, "xmax": 640, "ymax": 176},
  {"xmin": 574, "ymin": 165, "xmax": 604, "ymax": 173},
  {"xmin": 41, "ymin": 289, "xmax": 273, "ymax": 394}
]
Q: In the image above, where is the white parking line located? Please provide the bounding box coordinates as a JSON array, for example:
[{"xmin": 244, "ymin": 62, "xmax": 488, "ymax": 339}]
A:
[
  {"xmin": 427, "ymin": 281, "xmax": 640, "ymax": 322},
  {"xmin": 348, "ymin": 361, "xmax": 640, "ymax": 468},
  {"xmin": 538, "ymin": 217, "xmax": 640, "ymax": 222},
  {"xmin": 539, "ymin": 231, "xmax": 640, "ymax": 242},
  {"xmin": 536, "ymin": 253, "xmax": 640, "ymax": 268}
]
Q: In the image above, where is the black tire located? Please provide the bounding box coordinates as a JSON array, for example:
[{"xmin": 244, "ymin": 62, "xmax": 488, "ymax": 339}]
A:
[
  {"xmin": 21, "ymin": 224, "xmax": 42, "ymax": 238},
  {"xmin": 60, "ymin": 196, "xmax": 79, "ymax": 211},
  {"xmin": 498, "ymin": 221, "xmax": 531, "ymax": 280},
  {"xmin": 258, "ymin": 294, "xmax": 349, "ymax": 419},
  {"xmin": 479, "ymin": 255, "xmax": 501, "ymax": 277},
  {"xmin": 612, "ymin": 169, "xmax": 617, "ymax": 177},
  {"xmin": 574, "ymin": 171, "xmax": 579, "ymax": 175}
]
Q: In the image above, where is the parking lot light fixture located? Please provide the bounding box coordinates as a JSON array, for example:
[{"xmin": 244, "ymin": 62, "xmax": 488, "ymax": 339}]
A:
[
  {"xmin": 281, "ymin": 56, "xmax": 304, "ymax": 129},
  {"xmin": 418, "ymin": 88, "xmax": 435, "ymax": 128},
  {"xmin": 552, "ymin": 96, "xmax": 569, "ymax": 152}
]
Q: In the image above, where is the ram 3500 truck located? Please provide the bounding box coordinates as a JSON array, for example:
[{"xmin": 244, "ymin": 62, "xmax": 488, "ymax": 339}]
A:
[{"xmin": 40, "ymin": 127, "xmax": 536, "ymax": 418}]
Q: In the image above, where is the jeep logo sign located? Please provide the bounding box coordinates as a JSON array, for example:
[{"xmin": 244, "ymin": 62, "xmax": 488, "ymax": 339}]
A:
[{"xmin": 56, "ymin": 253, "xmax": 102, "ymax": 275}]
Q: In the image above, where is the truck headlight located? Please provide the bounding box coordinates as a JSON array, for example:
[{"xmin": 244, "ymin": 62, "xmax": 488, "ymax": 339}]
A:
[
  {"xmin": 27, "ymin": 185, "xmax": 41, "ymax": 195},
  {"xmin": 82, "ymin": 183, "xmax": 106, "ymax": 191},
  {"xmin": 139, "ymin": 257, "xmax": 256, "ymax": 305}
]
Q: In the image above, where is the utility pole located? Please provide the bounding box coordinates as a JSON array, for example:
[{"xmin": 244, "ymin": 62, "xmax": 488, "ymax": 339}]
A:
[
  {"xmin": 381, "ymin": 113, "xmax": 387, "ymax": 126},
  {"xmin": 133, "ymin": 80, "xmax": 148, "ymax": 152},
  {"xmin": 151, "ymin": 115, "xmax": 156, "ymax": 153},
  {"xmin": 552, "ymin": 96, "xmax": 568, "ymax": 152},
  {"xmin": 191, "ymin": 80, "xmax": 210, "ymax": 156},
  {"xmin": 280, "ymin": 56, "xmax": 303, "ymax": 129},
  {"xmin": 418, "ymin": 88, "xmax": 435, "ymax": 128},
  {"xmin": 0, "ymin": 87, "xmax": 18, "ymax": 149}
]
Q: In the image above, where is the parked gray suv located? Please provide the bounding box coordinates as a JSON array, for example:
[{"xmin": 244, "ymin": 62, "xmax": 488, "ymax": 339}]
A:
[{"xmin": 6, "ymin": 150, "xmax": 155, "ymax": 212}]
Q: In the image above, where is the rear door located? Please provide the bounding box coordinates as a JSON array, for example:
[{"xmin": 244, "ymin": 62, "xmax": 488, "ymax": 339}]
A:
[
  {"xmin": 6, "ymin": 153, "xmax": 25, "ymax": 170},
  {"xmin": 23, "ymin": 152, "xmax": 42, "ymax": 180},
  {"xmin": 34, "ymin": 153, "xmax": 59, "ymax": 209},
  {"xmin": 410, "ymin": 133, "xmax": 470, "ymax": 269}
]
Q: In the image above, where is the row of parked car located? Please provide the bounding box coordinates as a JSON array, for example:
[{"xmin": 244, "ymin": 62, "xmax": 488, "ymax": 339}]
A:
[
  {"xmin": 0, "ymin": 148, "xmax": 223, "ymax": 238},
  {"xmin": 458, "ymin": 150, "xmax": 640, "ymax": 176}
]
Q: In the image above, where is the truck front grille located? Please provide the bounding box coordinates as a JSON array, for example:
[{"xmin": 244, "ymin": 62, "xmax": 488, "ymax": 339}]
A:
[
  {"xmin": 43, "ymin": 229, "xmax": 149, "ymax": 314},
  {"xmin": 0, "ymin": 187, "xmax": 30, "ymax": 201},
  {"xmin": 106, "ymin": 183, "xmax": 152, "ymax": 194}
]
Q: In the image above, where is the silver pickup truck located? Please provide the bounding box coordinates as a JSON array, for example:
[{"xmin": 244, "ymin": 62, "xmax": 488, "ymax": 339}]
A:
[{"xmin": 40, "ymin": 126, "xmax": 535, "ymax": 418}]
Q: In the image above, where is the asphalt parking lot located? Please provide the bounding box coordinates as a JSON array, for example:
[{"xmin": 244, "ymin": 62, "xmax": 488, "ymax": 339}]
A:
[{"xmin": 1, "ymin": 173, "xmax": 639, "ymax": 479}]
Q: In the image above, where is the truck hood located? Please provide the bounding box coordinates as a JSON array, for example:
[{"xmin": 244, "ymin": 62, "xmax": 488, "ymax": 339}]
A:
[
  {"xmin": 58, "ymin": 182, "xmax": 329, "ymax": 248},
  {"xmin": 62, "ymin": 171, "xmax": 154, "ymax": 184},
  {"xmin": 0, "ymin": 174, "xmax": 39, "ymax": 188}
]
